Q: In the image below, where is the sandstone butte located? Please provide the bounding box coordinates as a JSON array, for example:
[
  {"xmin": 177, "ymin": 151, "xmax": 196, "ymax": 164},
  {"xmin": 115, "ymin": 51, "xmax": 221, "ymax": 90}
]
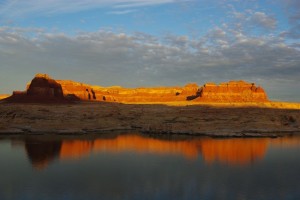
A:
[
  {"xmin": 5, "ymin": 74, "xmax": 69, "ymax": 103},
  {"xmin": 2, "ymin": 73, "xmax": 269, "ymax": 104}
]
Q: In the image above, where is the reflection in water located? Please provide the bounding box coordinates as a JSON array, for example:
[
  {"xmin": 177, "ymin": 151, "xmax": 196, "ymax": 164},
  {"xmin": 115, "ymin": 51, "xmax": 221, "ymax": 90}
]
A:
[
  {"xmin": 200, "ymin": 139, "xmax": 267, "ymax": 165},
  {"xmin": 60, "ymin": 135, "xmax": 270, "ymax": 165},
  {"xmin": 24, "ymin": 139, "xmax": 62, "ymax": 170},
  {"xmin": 3, "ymin": 134, "xmax": 300, "ymax": 200},
  {"xmin": 20, "ymin": 134, "xmax": 300, "ymax": 169},
  {"xmin": 60, "ymin": 135, "xmax": 200, "ymax": 160}
]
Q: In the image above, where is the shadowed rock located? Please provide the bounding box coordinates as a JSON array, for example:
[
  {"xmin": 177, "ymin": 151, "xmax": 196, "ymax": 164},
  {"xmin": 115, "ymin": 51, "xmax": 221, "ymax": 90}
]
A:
[
  {"xmin": 3, "ymin": 74, "xmax": 71, "ymax": 103},
  {"xmin": 27, "ymin": 73, "xmax": 63, "ymax": 97}
]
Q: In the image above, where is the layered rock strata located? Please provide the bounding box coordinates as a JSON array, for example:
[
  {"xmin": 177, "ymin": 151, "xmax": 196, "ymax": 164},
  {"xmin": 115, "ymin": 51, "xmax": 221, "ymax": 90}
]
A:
[
  {"xmin": 3, "ymin": 74, "xmax": 269, "ymax": 103},
  {"xmin": 56, "ymin": 80, "xmax": 199, "ymax": 102},
  {"xmin": 56, "ymin": 80, "xmax": 268, "ymax": 103},
  {"xmin": 197, "ymin": 81, "xmax": 268, "ymax": 102}
]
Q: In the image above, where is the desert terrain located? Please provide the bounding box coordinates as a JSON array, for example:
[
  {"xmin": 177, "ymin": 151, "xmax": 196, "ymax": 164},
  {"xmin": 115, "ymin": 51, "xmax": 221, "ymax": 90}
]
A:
[{"xmin": 0, "ymin": 101, "xmax": 299, "ymax": 137}]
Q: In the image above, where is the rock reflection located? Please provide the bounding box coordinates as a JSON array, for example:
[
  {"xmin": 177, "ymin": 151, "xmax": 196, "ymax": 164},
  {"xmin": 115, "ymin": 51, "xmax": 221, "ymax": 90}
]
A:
[
  {"xmin": 200, "ymin": 139, "xmax": 267, "ymax": 165},
  {"xmin": 24, "ymin": 139, "xmax": 62, "ymax": 170},
  {"xmin": 60, "ymin": 136, "xmax": 268, "ymax": 165},
  {"xmin": 19, "ymin": 134, "xmax": 300, "ymax": 169},
  {"xmin": 60, "ymin": 135, "xmax": 200, "ymax": 160}
]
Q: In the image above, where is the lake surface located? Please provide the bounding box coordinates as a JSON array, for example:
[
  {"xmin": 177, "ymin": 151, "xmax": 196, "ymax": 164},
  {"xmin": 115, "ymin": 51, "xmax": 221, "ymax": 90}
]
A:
[{"xmin": 1, "ymin": 133, "xmax": 300, "ymax": 200}]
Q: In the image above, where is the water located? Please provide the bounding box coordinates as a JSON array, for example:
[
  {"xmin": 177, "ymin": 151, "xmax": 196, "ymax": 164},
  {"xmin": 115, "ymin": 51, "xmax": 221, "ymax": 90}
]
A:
[{"xmin": 1, "ymin": 133, "xmax": 300, "ymax": 200}]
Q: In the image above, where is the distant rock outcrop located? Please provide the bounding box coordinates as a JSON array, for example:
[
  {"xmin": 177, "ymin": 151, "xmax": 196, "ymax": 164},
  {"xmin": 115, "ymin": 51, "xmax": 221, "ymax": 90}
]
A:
[
  {"xmin": 197, "ymin": 80, "xmax": 268, "ymax": 102},
  {"xmin": 27, "ymin": 74, "xmax": 64, "ymax": 98},
  {"xmin": 4, "ymin": 74, "xmax": 69, "ymax": 103},
  {"xmin": 56, "ymin": 80, "xmax": 95, "ymax": 101},
  {"xmin": 55, "ymin": 79, "xmax": 204, "ymax": 103},
  {"xmin": 2, "ymin": 73, "xmax": 269, "ymax": 103},
  {"xmin": 55, "ymin": 79, "xmax": 268, "ymax": 103}
]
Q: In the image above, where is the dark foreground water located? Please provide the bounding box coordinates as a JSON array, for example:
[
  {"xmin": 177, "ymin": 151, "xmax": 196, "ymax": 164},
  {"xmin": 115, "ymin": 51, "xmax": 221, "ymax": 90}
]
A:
[{"xmin": 0, "ymin": 133, "xmax": 300, "ymax": 200}]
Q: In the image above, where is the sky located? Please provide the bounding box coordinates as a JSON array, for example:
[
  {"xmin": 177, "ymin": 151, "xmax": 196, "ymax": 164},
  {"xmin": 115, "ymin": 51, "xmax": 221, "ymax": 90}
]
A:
[{"xmin": 0, "ymin": 0, "xmax": 299, "ymax": 101}]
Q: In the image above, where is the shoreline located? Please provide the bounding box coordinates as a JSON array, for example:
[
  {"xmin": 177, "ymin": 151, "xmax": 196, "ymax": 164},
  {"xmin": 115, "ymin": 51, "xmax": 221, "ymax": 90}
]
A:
[
  {"xmin": 0, "ymin": 101, "xmax": 299, "ymax": 138},
  {"xmin": 120, "ymin": 101, "xmax": 300, "ymax": 109},
  {"xmin": 0, "ymin": 128, "xmax": 299, "ymax": 138}
]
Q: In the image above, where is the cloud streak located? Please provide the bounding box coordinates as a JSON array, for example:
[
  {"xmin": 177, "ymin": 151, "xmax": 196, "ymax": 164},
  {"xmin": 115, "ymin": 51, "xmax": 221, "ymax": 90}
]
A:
[{"xmin": 0, "ymin": 0, "xmax": 178, "ymax": 17}]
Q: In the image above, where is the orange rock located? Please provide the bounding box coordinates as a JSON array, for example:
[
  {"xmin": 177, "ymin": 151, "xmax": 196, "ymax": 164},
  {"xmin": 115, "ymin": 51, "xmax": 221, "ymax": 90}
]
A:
[
  {"xmin": 27, "ymin": 74, "xmax": 63, "ymax": 97},
  {"xmin": 5, "ymin": 74, "xmax": 68, "ymax": 103},
  {"xmin": 3, "ymin": 74, "xmax": 269, "ymax": 103},
  {"xmin": 197, "ymin": 80, "xmax": 268, "ymax": 102},
  {"xmin": 57, "ymin": 80, "xmax": 96, "ymax": 101}
]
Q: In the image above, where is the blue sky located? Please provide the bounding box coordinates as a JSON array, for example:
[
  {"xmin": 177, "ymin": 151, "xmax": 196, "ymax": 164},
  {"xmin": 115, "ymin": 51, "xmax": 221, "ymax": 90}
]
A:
[{"xmin": 0, "ymin": 0, "xmax": 299, "ymax": 101}]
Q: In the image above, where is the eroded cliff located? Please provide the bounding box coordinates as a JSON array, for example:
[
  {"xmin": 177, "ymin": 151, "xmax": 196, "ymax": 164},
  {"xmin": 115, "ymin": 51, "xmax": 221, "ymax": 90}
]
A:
[
  {"xmin": 56, "ymin": 79, "xmax": 268, "ymax": 103},
  {"xmin": 3, "ymin": 74, "xmax": 269, "ymax": 103},
  {"xmin": 5, "ymin": 74, "xmax": 68, "ymax": 103},
  {"xmin": 197, "ymin": 80, "xmax": 268, "ymax": 102}
]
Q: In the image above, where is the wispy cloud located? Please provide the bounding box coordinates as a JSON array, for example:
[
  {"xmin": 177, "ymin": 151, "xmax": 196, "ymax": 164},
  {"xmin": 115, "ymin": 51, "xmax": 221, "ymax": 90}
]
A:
[
  {"xmin": 107, "ymin": 9, "xmax": 137, "ymax": 15},
  {"xmin": 0, "ymin": 0, "xmax": 177, "ymax": 18}
]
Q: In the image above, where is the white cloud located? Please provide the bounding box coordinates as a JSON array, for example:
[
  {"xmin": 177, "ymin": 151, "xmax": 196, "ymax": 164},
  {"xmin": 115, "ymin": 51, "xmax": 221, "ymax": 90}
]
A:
[
  {"xmin": 230, "ymin": 10, "xmax": 277, "ymax": 31},
  {"xmin": 251, "ymin": 12, "xmax": 277, "ymax": 29},
  {"xmin": 0, "ymin": 27, "xmax": 299, "ymax": 101}
]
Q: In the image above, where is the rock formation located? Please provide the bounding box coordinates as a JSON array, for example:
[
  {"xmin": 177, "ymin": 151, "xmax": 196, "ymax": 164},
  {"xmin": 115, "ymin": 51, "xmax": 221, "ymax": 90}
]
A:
[
  {"xmin": 197, "ymin": 80, "xmax": 268, "ymax": 102},
  {"xmin": 55, "ymin": 80, "xmax": 92, "ymax": 101},
  {"xmin": 2, "ymin": 73, "xmax": 269, "ymax": 103},
  {"xmin": 55, "ymin": 80, "xmax": 203, "ymax": 103},
  {"xmin": 56, "ymin": 79, "xmax": 268, "ymax": 103},
  {"xmin": 27, "ymin": 74, "xmax": 64, "ymax": 98},
  {"xmin": 4, "ymin": 74, "xmax": 68, "ymax": 103}
]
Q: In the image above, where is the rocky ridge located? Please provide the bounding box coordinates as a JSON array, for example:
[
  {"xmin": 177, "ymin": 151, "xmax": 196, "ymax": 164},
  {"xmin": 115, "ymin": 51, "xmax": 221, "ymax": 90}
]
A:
[
  {"xmin": 198, "ymin": 81, "xmax": 268, "ymax": 102},
  {"xmin": 56, "ymin": 78, "xmax": 268, "ymax": 103},
  {"xmin": 2, "ymin": 73, "xmax": 268, "ymax": 103}
]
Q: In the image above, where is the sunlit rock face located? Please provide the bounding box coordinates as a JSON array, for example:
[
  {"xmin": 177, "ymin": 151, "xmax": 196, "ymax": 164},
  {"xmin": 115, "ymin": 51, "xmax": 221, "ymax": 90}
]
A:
[
  {"xmin": 3, "ymin": 73, "xmax": 269, "ymax": 103},
  {"xmin": 56, "ymin": 79, "xmax": 268, "ymax": 103},
  {"xmin": 56, "ymin": 80, "xmax": 97, "ymax": 101},
  {"xmin": 27, "ymin": 74, "xmax": 63, "ymax": 98},
  {"xmin": 197, "ymin": 80, "xmax": 268, "ymax": 102},
  {"xmin": 56, "ymin": 81, "xmax": 201, "ymax": 102},
  {"xmin": 110, "ymin": 87, "xmax": 185, "ymax": 102}
]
